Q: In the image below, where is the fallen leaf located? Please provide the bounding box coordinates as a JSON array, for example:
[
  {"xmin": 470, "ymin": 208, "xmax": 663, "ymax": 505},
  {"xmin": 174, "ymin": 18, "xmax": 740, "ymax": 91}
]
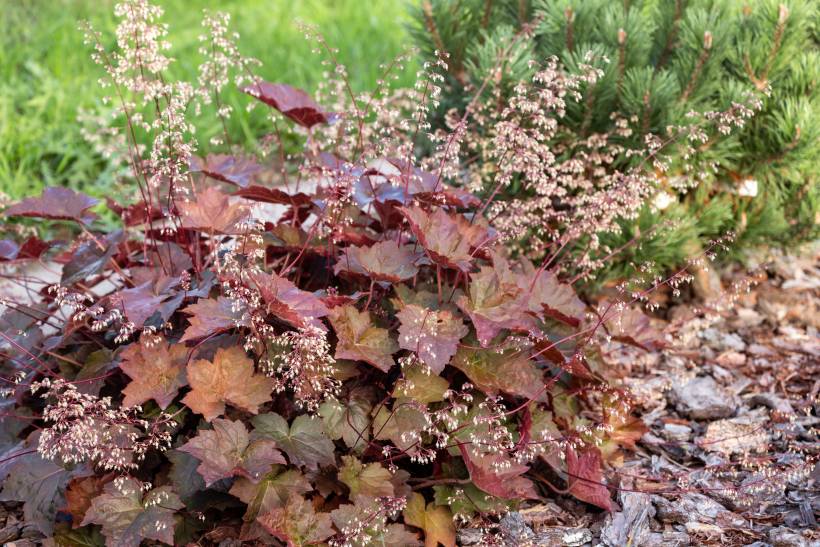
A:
[
  {"xmin": 182, "ymin": 346, "xmax": 274, "ymax": 421},
  {"xmin": 328, "ymin": 305, "xmax": 397, "ymax": 372},
  {"xmin": 396, "ymin": 304, "xmax": 468, "ymax": 374},
  {"xmin": 4, "ymin": 187, "xmax": 98, "ymax": 224},
  {"xmin": 179, "ymin": 418, "xmax": 285, "ymax": 486},
  {"xmin": 600, "ymin": 303, "xmax": 665, "ymax": 351},
  {"xmin": 119, "ymin": 335, "xmax": 188, "ymax": 409}
]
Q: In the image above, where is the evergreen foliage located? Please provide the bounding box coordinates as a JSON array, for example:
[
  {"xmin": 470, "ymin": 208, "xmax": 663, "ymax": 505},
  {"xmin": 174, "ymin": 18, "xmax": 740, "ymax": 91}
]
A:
[{"xmin": 410, "ymin": 0, "xmax": 819, "ymax": 282}]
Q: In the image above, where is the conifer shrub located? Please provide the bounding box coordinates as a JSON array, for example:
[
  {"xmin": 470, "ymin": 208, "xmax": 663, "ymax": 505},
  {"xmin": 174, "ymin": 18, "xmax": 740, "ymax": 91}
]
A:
[
  {"xmin": 410, "ymin": 0, "xmax": 819, "ymax": 284},
  {"xmin": 0, "ymin": 2, "xmax": 715, "ymax": 545}
]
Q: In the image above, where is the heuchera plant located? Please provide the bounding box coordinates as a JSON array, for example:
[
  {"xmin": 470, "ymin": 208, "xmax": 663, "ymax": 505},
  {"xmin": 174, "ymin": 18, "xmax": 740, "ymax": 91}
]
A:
[{"xmin": 0, "ymin": 2, "xmax": 670, "ymax": 545}]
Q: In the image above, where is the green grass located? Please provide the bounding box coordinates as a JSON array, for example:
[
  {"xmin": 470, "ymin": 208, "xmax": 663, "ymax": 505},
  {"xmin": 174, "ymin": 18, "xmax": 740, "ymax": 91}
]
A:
[{"xmin": 0, "ymin": 0, "xmax": 416, "ymax": 201}]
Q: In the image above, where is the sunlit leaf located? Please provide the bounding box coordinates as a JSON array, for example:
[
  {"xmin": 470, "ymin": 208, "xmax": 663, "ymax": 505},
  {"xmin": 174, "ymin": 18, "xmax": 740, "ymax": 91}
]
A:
[
  {"xmin": 119, "ymin": 335, "xmax": 188, "ymax": 409},
  {"xmin": 338, "ymin": 455, "xmax": 395, "ymax": 499},
  {"xmin": 256, "ymin": 494, "xmax": 335, "ymax": 546},
  {"xmin": 403, "ymin": 492, "xmax": 456, "ymax": 547},
  {"xmin": 396, "ymin": 304, "xmax": 468, "ymax": 374},
  {"xmin": 328, "ymin": 305, "xmax": 397, "ymax": 372},
  {"xmin": 451, "ymin": 344, "xmax": 546, "ymax": 402},
  {"xmin": 244, "ymin": 81, "xmax": 336, "ymax": 128},
  {"xmin": 177, "ymin": 186, "xmax": 250, "ymax": 233},
  {"xmin": 182, "ymin": 346, "xmax": 274, "ymax": 421},
  {"xmin": 335, "ymin": 240, "xmax": 420, "ymax": 283}
]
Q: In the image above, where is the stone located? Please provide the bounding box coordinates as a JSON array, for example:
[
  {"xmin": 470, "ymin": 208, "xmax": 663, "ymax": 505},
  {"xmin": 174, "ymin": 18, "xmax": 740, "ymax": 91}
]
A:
[
  {"xmin": 670, "ymin": 376, "xmax": 738, "ymax": 420},
  {"xmin": 653, "ymin": 494, "xmax": 728, "ymax": 524},
  {"xmin": 700, "ymin": 409, "xmax": 770, "ymax": 455},
  {"xmin": 768, "ymin": 526, "xmax": 810, "ymax": 547},
  {"xmin": 661, "ymin": 423, "xmax": 692, "ymax": 442}
]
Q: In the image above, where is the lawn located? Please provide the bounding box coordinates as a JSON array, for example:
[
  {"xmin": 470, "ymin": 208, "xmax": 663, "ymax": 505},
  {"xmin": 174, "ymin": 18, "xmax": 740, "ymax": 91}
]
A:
[{"xmin": 0, "ymin": 0, "xmax": 416, "ymax": 201}]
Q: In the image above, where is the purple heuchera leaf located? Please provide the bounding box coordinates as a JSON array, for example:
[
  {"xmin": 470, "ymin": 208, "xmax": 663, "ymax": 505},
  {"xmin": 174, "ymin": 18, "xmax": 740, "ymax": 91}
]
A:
[
  {"xmin": 189, "ymin": 153, "xmax": 262, "ymax": 187},
  {"xmin": 458, "ymin": 444, "xmax": 539, "ymax": 500},
  {"xmin": 249, "ymin": 271, "xmax": 329, "ymax": 331},
  {"xmin": 456, "ymin": 264, "xmax": 531, "ymax": 346},
  {"xmin": 81, "ymin": 476, "xmax": 184, "ymax": 547},
  {"xmin": 400, "ymin": 206, "xmax": 477, "ymax": 272},
  {"xmin": 179, "ymin": 418, "xmax": 286, "ymax": 486},
  {"xmin": 243, "ymin": 81, "xmax": 336, "ymax": 128},
  {"xmin": 334, "ymin": 240, "xmax": 420, "ymax": 283},
  {"xmin": 396, "ymin": 304, "xmax": 468, "ymax": 374},
  {"xmin": 4, "ymin": 187, "xmax": 98, "ymax": 224},
  {"xmin": 566, "ymin": 445, "xmax": 612, "ymax": 511}
]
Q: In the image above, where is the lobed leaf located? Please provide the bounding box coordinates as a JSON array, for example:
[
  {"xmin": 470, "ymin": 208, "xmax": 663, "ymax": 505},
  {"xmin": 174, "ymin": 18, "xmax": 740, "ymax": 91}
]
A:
[
  {"xmin": 182, "ymin": 346, "xmax": 274, "ymax": 421},
  {"xmin": 119, "ymin": 335, "xmax": 188, "ymax": 410},
  {"xmin": 4, "ymin": 187, "xmax": 98, "ymax": 224}
]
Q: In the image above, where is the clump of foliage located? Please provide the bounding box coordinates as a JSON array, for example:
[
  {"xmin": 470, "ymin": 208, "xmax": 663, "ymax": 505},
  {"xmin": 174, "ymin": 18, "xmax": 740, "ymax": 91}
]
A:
[
  {"xmin": 0, "ymin": 2, "xmax": 681, "ymax": 545},
  {"xmin": 410, "ymin": 0, "xmax": 819, "ymax": 283}
]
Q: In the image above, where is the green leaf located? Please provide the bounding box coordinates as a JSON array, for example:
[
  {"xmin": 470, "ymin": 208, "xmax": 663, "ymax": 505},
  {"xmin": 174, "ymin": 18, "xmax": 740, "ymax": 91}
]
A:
[
  {"xmin": 372, "ymin": 399, "xmax": 429, "ymax": 454},
  {"xmin": 230, "ymin": 468, "xmax": 312, "ymax": 541},
  {"xmin": 252, "ymin": 413, "xmax": 335, "ymax": 470},
  {"xmin": 394, "ymin": 363, "xmax": 449, "ymax": 404},
  {"xmin": 331, "ymin": 496, "xmax": 421, "ymax": 546},
  {"xmin": 318, "ymin": 390, "xmax": 372, "ymax": 452},
  {"xmin": 81, "ymin": 477, "xmax": 183, "ymax": 547},
  {"xmin": 433, "ymin": 483, "xmax": 512, "ymax": 519},
  {"xmin": 338, "ymin": 455, "xmax": 395, "ymax": 499}
]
